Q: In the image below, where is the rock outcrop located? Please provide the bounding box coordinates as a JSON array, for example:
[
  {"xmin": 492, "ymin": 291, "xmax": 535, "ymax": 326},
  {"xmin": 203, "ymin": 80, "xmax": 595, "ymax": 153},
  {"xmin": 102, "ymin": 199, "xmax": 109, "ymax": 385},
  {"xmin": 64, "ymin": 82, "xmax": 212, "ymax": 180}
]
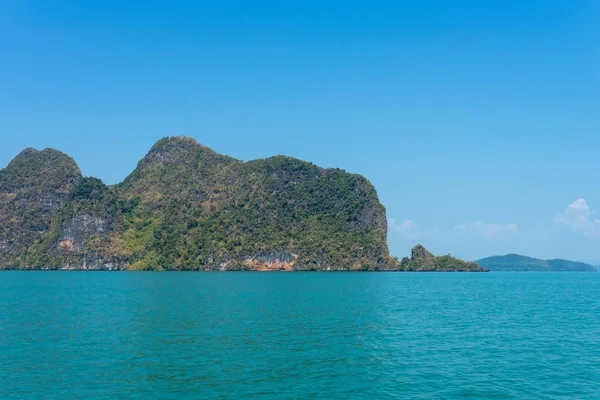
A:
[{"xmin": 400, "ymin": 244, "xmax": 487, "ymax": 272}]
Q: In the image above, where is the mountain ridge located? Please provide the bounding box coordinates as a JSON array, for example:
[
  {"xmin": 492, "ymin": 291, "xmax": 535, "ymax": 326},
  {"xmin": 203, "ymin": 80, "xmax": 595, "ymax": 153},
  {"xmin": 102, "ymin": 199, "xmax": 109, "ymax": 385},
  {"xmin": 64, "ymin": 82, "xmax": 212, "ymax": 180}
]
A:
[{"xmin": 477, "ymin": 254, "xmax": 596, "ymax": 272}]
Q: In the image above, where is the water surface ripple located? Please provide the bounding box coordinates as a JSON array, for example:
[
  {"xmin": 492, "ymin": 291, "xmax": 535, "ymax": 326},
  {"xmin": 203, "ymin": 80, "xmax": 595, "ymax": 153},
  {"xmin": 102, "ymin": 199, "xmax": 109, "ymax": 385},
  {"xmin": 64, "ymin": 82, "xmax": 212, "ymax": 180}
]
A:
[{"xmin": 1, "ymin": 272, "xmax": 598, "ymax": 399}]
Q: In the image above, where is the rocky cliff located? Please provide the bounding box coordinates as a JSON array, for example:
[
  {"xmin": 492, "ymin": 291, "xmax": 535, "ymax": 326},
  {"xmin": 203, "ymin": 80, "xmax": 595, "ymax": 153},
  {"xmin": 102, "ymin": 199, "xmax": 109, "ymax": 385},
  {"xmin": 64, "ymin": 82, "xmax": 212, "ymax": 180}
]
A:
[
  {"xmin": 0, "ymin": 138, "xmax": 487, "ymax": 272},
  {"xmin": 0, "ymin": 137, "xmax": 398, "ymax": 270},
  {"xmin": 0, "ymin": 148, "xmax": 82, "ymax": 268}
]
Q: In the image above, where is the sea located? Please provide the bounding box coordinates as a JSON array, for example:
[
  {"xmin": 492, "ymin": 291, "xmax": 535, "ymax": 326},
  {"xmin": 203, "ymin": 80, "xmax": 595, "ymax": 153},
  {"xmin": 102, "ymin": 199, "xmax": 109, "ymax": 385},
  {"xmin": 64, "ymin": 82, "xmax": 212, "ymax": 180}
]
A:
[{"xmin": 0, "ymin": 272, "xmax": 598, "ymax": 399}]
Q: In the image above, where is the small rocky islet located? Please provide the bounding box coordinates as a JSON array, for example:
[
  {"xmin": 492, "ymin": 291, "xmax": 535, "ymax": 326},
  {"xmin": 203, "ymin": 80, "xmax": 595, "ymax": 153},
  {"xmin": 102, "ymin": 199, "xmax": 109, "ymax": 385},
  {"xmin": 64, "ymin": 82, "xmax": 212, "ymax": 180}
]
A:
[{"xmin": 0, "ymin": 136, "xmax": 485, "ymax": 272}]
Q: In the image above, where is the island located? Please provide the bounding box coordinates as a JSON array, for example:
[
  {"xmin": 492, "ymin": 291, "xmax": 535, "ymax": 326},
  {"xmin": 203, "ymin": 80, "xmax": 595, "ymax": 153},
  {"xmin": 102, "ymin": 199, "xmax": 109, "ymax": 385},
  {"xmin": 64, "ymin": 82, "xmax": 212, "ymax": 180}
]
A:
[
  {"xmin": 0, "ymin": 136, "xmax": 482, "ymax": 272},
  {"xmin": 476, "ymin": 254, "xmax": 596, "ymax": 272},
  {"xmin": 400, "ymin": 245, "xmax": 487, "ymax": 272}
]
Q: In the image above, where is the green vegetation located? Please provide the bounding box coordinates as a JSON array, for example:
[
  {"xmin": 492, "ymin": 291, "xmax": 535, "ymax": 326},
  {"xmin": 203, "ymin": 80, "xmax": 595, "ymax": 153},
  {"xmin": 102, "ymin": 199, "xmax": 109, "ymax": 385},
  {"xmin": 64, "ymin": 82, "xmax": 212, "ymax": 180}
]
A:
[
  {"xmin": 0, "ymin": 136, "xmax": 484, "ymax": 272},
  {"xmin": 400, "ymin": 244, "xmax": 487, "ymax": 272},
  {"xmin": 0, "ymin": 137, "xmax": 397, "ymax": 270},
  {"xmin": 114, "ymin": 138, "xmax": 392, "ymax": 270},
  {"xmin": 21, "ymin": 177, "xmax": 126, "ymax": 269},
  {"xmin": 0, "ymin": 148, "xmax": 82, "ymax": 268},
  {"xmin": 477, "ymin": 254, "xmax": 596, "ymax": 272}
]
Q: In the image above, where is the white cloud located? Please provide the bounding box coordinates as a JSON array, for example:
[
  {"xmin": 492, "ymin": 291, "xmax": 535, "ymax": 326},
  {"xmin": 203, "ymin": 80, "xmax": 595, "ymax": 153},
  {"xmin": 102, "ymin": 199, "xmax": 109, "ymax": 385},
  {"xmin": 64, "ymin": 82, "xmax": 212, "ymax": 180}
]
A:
[
  {"xmin": 454, "ymin": 221, "xmax": 518, "ymax": 239},
  {"xmin": 388, "ymin": 219, "xmax": 420, "ymax": 238},
  {"xmin": 555, "ymin": 198, "xmax": 600, "ymax": 236}
]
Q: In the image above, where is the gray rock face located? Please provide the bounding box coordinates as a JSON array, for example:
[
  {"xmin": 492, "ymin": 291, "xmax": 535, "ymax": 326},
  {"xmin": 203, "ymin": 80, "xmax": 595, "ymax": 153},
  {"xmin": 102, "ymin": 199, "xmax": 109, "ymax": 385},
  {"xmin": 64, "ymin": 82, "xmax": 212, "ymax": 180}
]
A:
[
  {"xmin": 411, "ymin": 244, "xmax": 433, "ymax": 261},
  {"xmin": 57, "ymin": 258, "xmax": 124, "ymax": 270},
  {"xmin": 59, "ymin": 214, "xmax": 108, "ymax": 253},
  {"xmin": 41, "ymin": 195, "xmax": 64, "ymax": 210},
  {"xmin": 251, "ymin": 252, "xmax": 295, "ymax": 263}
]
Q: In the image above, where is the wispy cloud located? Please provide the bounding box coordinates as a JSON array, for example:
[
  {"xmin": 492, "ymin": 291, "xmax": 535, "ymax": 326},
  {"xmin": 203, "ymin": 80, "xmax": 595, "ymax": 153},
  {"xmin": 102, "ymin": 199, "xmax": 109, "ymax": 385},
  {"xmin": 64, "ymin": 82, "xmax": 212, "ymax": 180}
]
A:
[
  {"xmin": 454, "ymin": 221, "xmax": 518, "ymax": 239},
  {"xmin": 388, "ymin": 219, "xmax": 420, "ymax": 238},
  {"xmin": 555, "ymin": 198, "xmax": 600, "ymax": 236}
]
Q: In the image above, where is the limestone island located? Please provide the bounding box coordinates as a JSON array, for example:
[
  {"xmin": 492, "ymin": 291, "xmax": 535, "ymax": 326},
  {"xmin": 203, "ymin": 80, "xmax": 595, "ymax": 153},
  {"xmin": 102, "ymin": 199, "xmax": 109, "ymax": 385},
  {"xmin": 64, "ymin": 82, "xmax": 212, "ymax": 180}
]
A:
[{"xmin": 0, "ymin": 136, "xmax": 485, "ymax": 272}]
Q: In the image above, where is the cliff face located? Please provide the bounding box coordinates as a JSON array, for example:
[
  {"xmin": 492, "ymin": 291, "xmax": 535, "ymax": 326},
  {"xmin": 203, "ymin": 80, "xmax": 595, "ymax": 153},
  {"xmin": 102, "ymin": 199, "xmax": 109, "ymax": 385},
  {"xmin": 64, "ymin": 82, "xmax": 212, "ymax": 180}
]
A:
[
  {"xmin": 22, "ymin": 177, "xmax": 126, "ymax": 270},
  {"xmin": 0, "ymin": 148, "xmax": 82, "ymax": 268},
  {"xmin": 0, "ymin": 137, "xmax": 398, "ymax": 271}
]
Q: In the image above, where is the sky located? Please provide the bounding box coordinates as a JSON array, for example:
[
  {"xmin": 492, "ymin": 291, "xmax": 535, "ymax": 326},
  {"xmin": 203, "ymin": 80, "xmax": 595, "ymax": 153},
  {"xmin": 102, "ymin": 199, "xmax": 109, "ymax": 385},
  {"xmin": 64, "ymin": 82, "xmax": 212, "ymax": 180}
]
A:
[{"xmin": 1, "ymin": 1, "xmax": 599, "ymax": 262}]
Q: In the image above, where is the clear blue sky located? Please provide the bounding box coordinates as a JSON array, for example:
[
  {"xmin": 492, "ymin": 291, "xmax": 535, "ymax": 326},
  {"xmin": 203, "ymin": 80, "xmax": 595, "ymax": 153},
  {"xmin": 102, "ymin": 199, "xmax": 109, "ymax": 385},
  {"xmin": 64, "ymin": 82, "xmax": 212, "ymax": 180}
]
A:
[{"xmin": 1, "ymin": 1, "xmax": 598, "ymax": 261}]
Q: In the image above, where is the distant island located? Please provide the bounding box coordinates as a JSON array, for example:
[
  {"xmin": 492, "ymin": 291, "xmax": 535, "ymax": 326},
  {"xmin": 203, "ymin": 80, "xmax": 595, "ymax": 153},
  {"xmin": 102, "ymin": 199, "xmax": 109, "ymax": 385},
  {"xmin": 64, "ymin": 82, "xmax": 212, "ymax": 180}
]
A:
[
  {"xmin": 477, "ymin": 254, "xmax": 596, "ymax": 272},
  {"xmin": 0, "ymin": 136, "xmax": 482, "ymax": 272}
]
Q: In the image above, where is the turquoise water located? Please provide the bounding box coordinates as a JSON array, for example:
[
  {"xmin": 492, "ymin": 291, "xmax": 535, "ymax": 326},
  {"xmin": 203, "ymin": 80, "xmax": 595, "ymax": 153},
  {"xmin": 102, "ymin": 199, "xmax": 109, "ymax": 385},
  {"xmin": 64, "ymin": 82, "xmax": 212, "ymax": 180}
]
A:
[{"xmin": 0, "ymin": 272, "xmax": 599, "ymax": 399}]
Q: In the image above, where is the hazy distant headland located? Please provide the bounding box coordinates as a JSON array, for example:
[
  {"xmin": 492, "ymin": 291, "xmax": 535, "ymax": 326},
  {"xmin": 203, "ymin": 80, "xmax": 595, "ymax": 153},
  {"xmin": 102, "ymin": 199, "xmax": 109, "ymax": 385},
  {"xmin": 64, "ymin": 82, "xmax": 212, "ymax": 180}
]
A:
[
  {"xmin": 0, "ymin": 136, "xmax": 484, "ymax": 272},
  {"xmin": 477, "ymin": 254, "xmax": 596, "ymax": 272}
]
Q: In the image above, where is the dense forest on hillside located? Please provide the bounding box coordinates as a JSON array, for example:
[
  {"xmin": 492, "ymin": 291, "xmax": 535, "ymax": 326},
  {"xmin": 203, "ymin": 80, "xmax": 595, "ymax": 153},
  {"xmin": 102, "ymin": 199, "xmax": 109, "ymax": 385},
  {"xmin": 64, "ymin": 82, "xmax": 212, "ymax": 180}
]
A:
[
  {"xmin": 477, "ymin": 254, "xmax": 596, "ymax": 272},
  {"xmin": 0, "ymin": 137, "xmax": 482, "ymax": 272}
]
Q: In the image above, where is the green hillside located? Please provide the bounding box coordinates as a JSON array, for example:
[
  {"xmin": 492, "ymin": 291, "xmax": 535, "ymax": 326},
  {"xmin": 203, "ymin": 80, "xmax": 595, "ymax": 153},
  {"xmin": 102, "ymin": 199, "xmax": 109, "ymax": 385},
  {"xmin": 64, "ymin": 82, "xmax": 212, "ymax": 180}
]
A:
[
  {"xmin": 0, "ymin": 137, "xmax": 397, "ymax": 271},
  {"xmin": 477, "ymin": 254, "xmax": 596, "ymax": 271},
  {"xmin": 401, "ymin": 245, "xmax": 487, "ymax": 272},
  {"xmin": 0, "ymin": 136, "xmax": 489, "ymax": 272}
]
